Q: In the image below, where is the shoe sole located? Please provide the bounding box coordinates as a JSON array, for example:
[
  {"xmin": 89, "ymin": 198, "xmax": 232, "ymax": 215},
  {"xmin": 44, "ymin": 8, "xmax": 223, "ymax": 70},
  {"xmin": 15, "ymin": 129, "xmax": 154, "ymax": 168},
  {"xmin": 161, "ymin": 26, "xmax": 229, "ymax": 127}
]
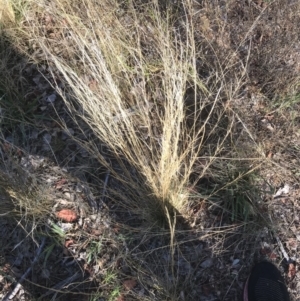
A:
[{"xmin": 244, "ymin": 261, "xmax": 290, "ymax": 301}]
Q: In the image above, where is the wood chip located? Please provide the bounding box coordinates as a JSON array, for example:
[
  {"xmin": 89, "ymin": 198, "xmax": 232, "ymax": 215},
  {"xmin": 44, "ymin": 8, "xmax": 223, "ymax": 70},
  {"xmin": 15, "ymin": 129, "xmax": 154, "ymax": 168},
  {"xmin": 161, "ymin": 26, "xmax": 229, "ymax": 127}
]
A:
[
  {"xmin": 56, "ymin": 209, "xmax": 78, "ymax": 222},
  {"xmin": 65, "ymin": 239, "xmax": 74, "ymax": 248},
  {"xmin": 123, "ymin": 279, "xmax": 137, "ymax": 290}
]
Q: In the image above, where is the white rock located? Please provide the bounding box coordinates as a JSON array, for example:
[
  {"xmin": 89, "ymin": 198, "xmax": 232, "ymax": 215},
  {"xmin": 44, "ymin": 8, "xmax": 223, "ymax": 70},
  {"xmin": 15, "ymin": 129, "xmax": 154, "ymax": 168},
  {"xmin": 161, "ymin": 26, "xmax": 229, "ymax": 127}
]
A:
[
  {"xmin": 63, "ymin": 192, "xmax": 72, "ymax": 200},
  {"xmin": 274, "ymin": 184, "xmax": 290, "ymax": 197},
  {"xmin": 41, "ymin": 268, "xmax": 50, "ymax": 279},
  {"xmin": 59, "ymin": 222, "xmax": 73, "ymax": 232},
  {"xmin": 200, "ymin": 258, "xmax": 213, "ymax": 268},
  {"xmin": 43, "ymin": 133, "xmax": 52, "ymax": 144},
  {"xmin": 46, "ymin": 93, "xmax": 57, "ymax": 103}
]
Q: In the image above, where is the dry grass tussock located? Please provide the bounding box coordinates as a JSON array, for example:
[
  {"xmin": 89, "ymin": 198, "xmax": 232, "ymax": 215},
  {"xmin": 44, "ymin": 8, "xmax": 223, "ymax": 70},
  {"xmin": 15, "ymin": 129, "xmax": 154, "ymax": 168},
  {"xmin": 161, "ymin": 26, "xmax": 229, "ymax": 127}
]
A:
[{"xmin": 16, "ymin": 0, "xmax": 266, "ymax": 223}]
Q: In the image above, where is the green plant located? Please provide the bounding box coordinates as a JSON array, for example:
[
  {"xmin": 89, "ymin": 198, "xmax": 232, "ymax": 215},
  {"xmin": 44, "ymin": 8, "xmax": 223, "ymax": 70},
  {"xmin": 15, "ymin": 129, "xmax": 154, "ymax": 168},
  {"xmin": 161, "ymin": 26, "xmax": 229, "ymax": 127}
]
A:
[
  {"xmin": 220, "ymin": 169, "xmax": 260, "ymax": 222},
  {"xmin": 108, "ymin": 287, "xmax": 121, "ymax": 301},
  {"xmin": 102, "ymin": 271, "xmax": 121, "ymax": 301},
  {"xmin": 87, "ymin": 292, "xmax": 103, "ymax": 301},
  {"xmin": 273, "ymin": 93, "xmax": 300, "ymax": 111},
  {"xmin": 42, "ymin": 243, "xmax": 56, "ymax": 267},
  {"xmin": 108, "ymin": 286, "xmax": 121, "ymax": 301},
  {"xmin": 103, "ymin": 271, "xmax": 117, "ymax": 285},
  {"xmin": 86, "ymin": 240, "xmax": 102, "ymax": 264},
  {"xmin": 50, "ymin": 223, "xmax": 66, "ymax": 240}
]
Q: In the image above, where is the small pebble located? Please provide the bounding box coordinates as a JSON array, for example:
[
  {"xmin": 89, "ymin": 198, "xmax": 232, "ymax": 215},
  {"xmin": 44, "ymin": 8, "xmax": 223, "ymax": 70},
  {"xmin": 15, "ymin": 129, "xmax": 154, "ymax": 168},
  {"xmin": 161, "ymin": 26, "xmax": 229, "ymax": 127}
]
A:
[
  {"xmin": 63, "ymin": 192, "xmax": 72, "ymax": 200},
  {"xmin": 200, "ymin": 258, "xmax": 213, "ymax": 268},
  {"xmin": 46, "ymin": 93, "xmax": 56, "ymax": 103}
]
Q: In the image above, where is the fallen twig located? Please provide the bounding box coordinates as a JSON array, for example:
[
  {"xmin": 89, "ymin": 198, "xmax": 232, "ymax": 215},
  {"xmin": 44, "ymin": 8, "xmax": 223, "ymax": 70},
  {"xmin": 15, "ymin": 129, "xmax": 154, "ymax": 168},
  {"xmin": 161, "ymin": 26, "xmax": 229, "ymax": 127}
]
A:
[
  {"xmin": 275, "ymin": 234, "xmax": 290, "ymax": 262},
  {"xmin": 101, "ymin": 170, "xmax": 110, "ymax": 204},
  {"xmin": 2, "ymin": 237, "xmax": 46, "ymax": 301},
  {"xmin": 268, "ymin": 213, "xmax": 290, "ymax": 262},
  {"xmin": 39, "ymin": 271, "xmax": 80, "ymax": 298}
]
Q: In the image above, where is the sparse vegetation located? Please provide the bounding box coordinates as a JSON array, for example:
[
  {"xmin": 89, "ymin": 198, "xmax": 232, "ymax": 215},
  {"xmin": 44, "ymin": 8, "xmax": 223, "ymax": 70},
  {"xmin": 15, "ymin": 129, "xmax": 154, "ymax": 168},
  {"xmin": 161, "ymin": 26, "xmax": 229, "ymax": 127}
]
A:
[{"xmin": 0, "ymin": 0, "xmax": 300, "ymax": 300}]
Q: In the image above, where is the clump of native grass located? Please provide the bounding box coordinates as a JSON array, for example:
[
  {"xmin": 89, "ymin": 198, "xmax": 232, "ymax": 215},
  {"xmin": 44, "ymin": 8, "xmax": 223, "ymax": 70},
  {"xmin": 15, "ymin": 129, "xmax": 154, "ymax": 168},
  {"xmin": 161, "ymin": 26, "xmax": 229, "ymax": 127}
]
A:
[
  {"xmin": 3, "ymin": 0, "xmax": 273, "ymax": 299},
  {"xmin": 20, "ymin": 0, "xmax": 238, "ymax": 223}
]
